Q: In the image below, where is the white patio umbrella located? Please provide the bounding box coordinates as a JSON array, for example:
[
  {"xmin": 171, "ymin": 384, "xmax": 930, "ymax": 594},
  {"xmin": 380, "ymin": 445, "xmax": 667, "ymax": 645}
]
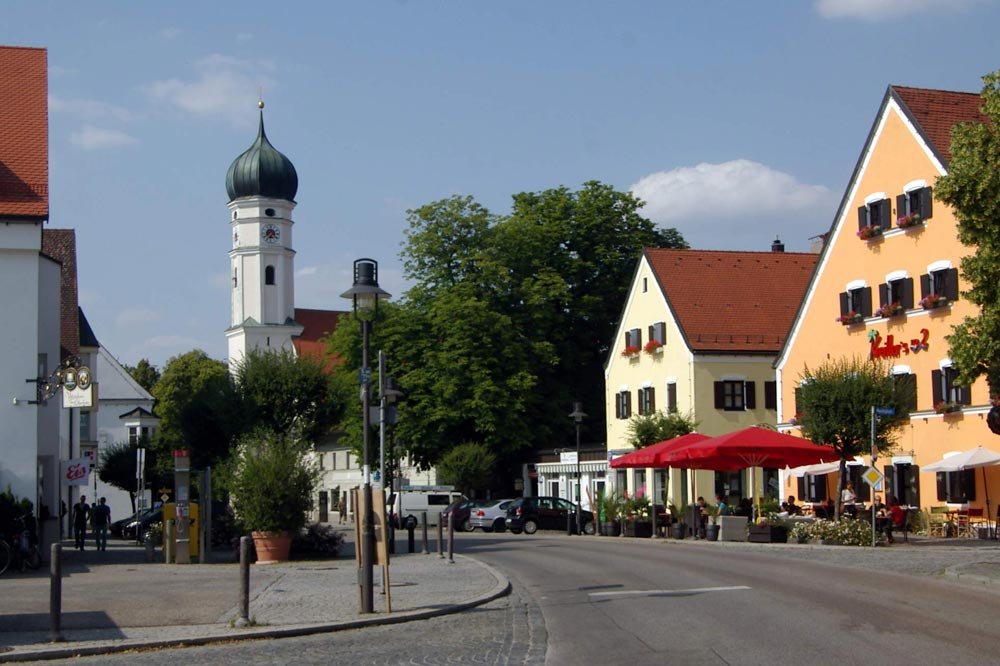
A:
[{"xmin": 923, "ymin": 446, "xmax": 1000, "ymax": 538}]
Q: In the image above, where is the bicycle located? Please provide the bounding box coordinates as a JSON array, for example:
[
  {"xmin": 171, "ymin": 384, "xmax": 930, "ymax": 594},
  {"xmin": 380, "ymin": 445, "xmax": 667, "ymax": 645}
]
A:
[{"xmin": 0, "ymin": 516, "xmax": 42, "ymax": 575}]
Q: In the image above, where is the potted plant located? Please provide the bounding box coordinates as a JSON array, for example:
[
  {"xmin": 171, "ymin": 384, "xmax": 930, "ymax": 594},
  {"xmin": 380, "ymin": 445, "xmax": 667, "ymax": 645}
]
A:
[
  {"xmin": 225, "ymin": 428, "xmax": 318, "ymax": 563},
  {"xmin": 621, "ymin": 345, "xmax": 641, "ymax": 358},
  {"xmin": 668, "ymin": 503, "xmax": 688, "ymax": 539},
  {"xmin": 896, "ymin": 212, "xmax": 923, "ymax": 229},
  {"xmin": 643, "ymin": 339, "xmax": 664, "ymax": 355},
  {"xmin": 934, "ymin": 401, "xmax": 962, "ymax": 415},
  {"xmin": 704, "ymin": 504, "xmax": 720, "ymax": 541},
  {"xmin": 875, "ymin": 301, "xmax": 904, "ymax": 318},
  {"xmin": 920, "ymin": 293, "xmax": 948, "ymax": 310},
  {"xmin": 623, "ymin": 494, "xmax": 652, "ymax": 537},
  {"xmin": 836, "ymin": 311, "xmax": 864, "ymax": 325},
  {"xmin": 857, "ymin": 224, "xmax": 884, "ymax": 241},
  {"xmin": 598, "ymin": 491, "xmax": 623, "ymax": 537}
]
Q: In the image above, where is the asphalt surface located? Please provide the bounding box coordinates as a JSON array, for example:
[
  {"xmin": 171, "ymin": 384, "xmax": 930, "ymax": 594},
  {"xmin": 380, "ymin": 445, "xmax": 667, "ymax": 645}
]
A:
[{"xmin": 0, "ymin": 525, "xmax": 509, "ymax": 662}]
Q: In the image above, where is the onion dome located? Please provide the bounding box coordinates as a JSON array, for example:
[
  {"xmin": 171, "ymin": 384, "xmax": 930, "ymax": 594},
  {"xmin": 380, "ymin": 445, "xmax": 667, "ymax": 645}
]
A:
[{"xmin": 225, "ymin": 102, "xmax": 298, "ymax": 202}]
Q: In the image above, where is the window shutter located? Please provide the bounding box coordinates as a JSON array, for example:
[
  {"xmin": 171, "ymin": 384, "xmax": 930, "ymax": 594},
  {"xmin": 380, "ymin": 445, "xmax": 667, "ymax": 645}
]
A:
[
  {"xmin": 931, "ymin": 369, "xmax": 943, "ymax": 406},
  {"xmin": 667, "ymin": 383, "xmax": 677, "ymax": 413},
  {"xmin": 714, "ymin": 382, "xmax": 724, "ymax": 409},
  {"xmin": 764, "ymin": 381, "xmax": 777, "ymax": 410},
  {"xmin": 648, "ymin": 387, "xmax": 655, "ymax": 412},
  {"xmin": 963, "ymin": 469, "xmax": 977, "ymax": 501},
  {"xmin": 744, "ymin": 381, "xmax": 756, "ymax": 409},
  {"xmin": 877, "ymin": 199, "xmax": 892, "ymax": 230},
  {"xmin": 884, "ymin": 466, "xmax": 895, "ymax": 499},
  {"xmin": 945, "ymin": 268, "xmax": 960, "ymax": 302},
  {"xmin": 918, "ymin": 186, "xmax": 933, "ymax": 220},
  {"xmin": 647, "ymin": 324, "xmax": 654, "ymax": 345},
  {"xmin": 794, "ymin": 387, "xmax": 802, "ymax": 416},
  {"xmin": 637, "ymin": 328, "xmax": 643, "ymax": 348},
  {"xmin": 900, "ymin": 373, "xmax": 917, "ymax": 413},
  {"xmin": 920, "ymin": 273, "xmax": 931, "ymax": 298},
  {"xmin": 839, "ymin": 291, "xmax": 849, "ymax": 316},
  {"xmin": 860, "ymin": 287, "xmax": 873, "ymax": 317},
  {"xmin": 857, "ymin": 205, "xmax": 867, "ymax": 230},
  {"xmin": 656, "ymin": 322, "xmax": 666, "ymax": 344},
  {"xmin": 814, "ymin": 476, "xmax": 827, "ymax": 501},
  {"xmin": 895, "ymin": 193, "xmax": 906, "ymax": 220},
  {"xmin": 797, "ymin": 478, "xmax": 806, "ymax": 500},
  {"xmin": 636, "ymin": 389, "xmax": 643, "ymax": 415},
  {"xmin": 958, "ymin": 383, "xmax": 971, "ymax": 406},
  {"xmin": 625, "ymin": 391, "xmax": 632, "ymax": 418},
  {"xmin": 901, "ymin": 278, "xmax": 915, "ymax": 310},
  {"xmin": 615, "ymin": 393, "xmax": 622, "ymax": 419},
  {"xmin": 936, "ymin": 472, "xmax": 948, "ymax": 501},
  {"xmin": 878, "ymin": 283, "xmax": 889, "ymax": 308}
]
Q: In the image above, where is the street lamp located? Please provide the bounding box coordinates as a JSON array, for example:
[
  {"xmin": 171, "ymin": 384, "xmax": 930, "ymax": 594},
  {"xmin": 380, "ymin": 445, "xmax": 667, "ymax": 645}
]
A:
[
  {"xmin": 569, "ymin": 401, "xmax": 587, "ymax": 535},
  {"xmin": 341, "ymin": 258, "xmax": 390, "ymax": 614}
]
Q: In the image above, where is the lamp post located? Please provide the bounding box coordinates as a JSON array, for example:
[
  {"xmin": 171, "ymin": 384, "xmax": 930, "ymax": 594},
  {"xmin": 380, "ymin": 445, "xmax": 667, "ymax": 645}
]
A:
[
  {"xmin": 569, "ymin": 402, "xmax": 587, "ymax": 535},
  {"xmin": 341, "ymin": 258, "xmax": 390, "ymax": 614}
]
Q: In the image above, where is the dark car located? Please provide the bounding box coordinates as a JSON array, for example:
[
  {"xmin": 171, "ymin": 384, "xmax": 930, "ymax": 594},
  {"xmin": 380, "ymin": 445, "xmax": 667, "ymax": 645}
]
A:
[
  {"xmin": 505, "ymin": 496, "xmax": 595, "ymax": 535},
  {"xmin": 122, "ymin": 507, "xmax": 162, "ymax": 542},
  {"xmin": 441, "ymin": 499, "xmax": 479, "ymax": 532}
]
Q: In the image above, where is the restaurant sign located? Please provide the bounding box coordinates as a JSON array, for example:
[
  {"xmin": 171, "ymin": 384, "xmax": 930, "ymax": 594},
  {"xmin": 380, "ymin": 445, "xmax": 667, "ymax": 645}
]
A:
[{"xmin": 868, "ymin": 328, "xmax": 929, "ymax": 360}]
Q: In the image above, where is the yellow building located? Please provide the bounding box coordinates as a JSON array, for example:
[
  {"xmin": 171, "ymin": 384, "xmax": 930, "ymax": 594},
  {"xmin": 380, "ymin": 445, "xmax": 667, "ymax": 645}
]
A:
[
  {"xmin": 606, "ymin": 246, "xmax": 817, "ymax": 507},
  {"xmin": 776, "ymin": 85, "xmax": 993, "ymax": 514}
]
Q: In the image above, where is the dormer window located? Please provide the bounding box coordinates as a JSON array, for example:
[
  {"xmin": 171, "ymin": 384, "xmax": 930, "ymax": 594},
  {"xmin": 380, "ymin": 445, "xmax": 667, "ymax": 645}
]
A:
[{"xmin": 265, "ymin": 265, "xmax": 276, "ymax": 285}]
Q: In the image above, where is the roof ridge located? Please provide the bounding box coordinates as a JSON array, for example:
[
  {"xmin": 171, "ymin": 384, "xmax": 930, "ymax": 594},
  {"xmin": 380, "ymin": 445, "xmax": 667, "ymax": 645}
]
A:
[
  {"xmin": 646, "ymin": 247, "xmax": 818, "ymax": 257},
  {"xmin": 891, "ymin": 84, "xmax": 979, "ymax": 97}
]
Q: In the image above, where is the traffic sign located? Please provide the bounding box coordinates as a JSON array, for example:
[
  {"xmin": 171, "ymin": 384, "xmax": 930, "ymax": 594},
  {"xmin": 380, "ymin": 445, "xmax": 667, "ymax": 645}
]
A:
[
  {"xmin": 358, "ymin": 367, "xmax": 372, "ymax": 386},
  {"xmin": 862, "ymin": 466, "xmax": 884, "ymax": 490},
  {"xmin": 875, "ymin": 406, "xmax": 896, "ymax": 417}
]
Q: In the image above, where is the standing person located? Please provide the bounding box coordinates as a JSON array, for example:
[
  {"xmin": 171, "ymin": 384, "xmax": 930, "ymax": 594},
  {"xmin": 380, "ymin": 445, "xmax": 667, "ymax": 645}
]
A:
[
  {"xmin": 339, "ymin": 492, "xmax": 348, "ymax": 525},
  {"xmin": 841, "ymin": 482, "xmax": 857, "ymax": 517},
  {"xmin": 72, "ymin": 495, "xmax": 90, "ymax": 551},
  {"xmin": 92, "ymin": 497, "xmax": 111, "ymax": 551}
]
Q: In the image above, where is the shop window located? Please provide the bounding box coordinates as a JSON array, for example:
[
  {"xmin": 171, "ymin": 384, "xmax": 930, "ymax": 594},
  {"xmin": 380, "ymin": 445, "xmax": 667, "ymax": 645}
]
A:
[
  {"xmin": 638, "ymin": 386, "xmax": 656, "ymax": 415},
  {"xmin": 936, "ymin": 469, "xmax": 976, "ymax": 503}
]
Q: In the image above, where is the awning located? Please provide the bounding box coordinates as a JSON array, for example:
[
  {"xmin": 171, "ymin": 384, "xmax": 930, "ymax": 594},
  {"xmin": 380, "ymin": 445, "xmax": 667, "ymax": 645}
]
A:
[
  {"xmin": 536, "ymin": 461, "xmax": 607, "ymax": 475},
  {"xmin": 788, "ymin": 459, "xmax": 864, "ymax": 478}
]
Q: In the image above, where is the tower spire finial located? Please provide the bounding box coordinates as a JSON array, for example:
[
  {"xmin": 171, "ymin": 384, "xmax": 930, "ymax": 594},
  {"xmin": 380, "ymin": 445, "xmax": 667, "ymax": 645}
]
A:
[{"xmin": 258, "ymin": 86, "xmax": 264, "ymax": 110}]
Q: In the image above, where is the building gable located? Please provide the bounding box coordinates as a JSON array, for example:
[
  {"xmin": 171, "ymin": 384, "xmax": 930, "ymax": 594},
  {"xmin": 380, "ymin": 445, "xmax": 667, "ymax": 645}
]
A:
[{"xmin": 0, "ymin": 46, "xmax": 48, "ymax": 220}]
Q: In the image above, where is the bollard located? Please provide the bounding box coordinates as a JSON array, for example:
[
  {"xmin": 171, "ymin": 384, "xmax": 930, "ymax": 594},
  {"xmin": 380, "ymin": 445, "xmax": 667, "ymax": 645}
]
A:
[
  {"xmin": 388, "ymin": 520, "xmax": 395, "ymax": 555},
  {"xmin": 447, "ymin": 509, "xmax": 455, "ymax": 564},
  {"xmin": 236, "ymin": 536, "xmax": 250, "ymax": 627},
  {"xmin": 144, "ymin": 537, "xmax": 155, "ymax": 563},
  {"xmin": 567, "ymin": 506, "xmax": 573, "ymax": 535},
  {"xmin": 164, "ymin": 520, "xmax": 175, "ymax": 564},
  {"xmin": 49, "ymin": 543, "xmax": 63, "ymax": 642},
  {"xmin": 438, "ymin": 512, "xmax": 444, "ymax": 559},
  {"xmin": 407, "ymin": 521, "xmax": 416, "ymax": 553},
  {"xmin": 422, "ymin": 512, "xmax": 429, "ymax": 554}
]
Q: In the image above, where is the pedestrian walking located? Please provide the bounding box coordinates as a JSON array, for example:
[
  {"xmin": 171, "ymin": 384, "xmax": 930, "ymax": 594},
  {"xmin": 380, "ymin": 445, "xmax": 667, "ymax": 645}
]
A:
[
  {"xmin": 72, "ymin": 495, "xmax": 90, "ymax": 550},
  {"xmin": 92, "ymin": 497, "xmax": 111, "ymax": 551}
]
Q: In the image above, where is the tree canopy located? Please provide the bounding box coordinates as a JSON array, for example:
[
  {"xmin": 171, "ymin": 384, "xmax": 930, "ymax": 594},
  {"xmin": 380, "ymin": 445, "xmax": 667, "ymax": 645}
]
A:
[
  {"xmin": 935, "ymin": 70, "xmax": 1000, "ymax": 400},
  {"xmin": 123, "ymin": 359, "xmax": 161, "ymax": 393},
  {"xmin": 435, "ymin": 442, "xmax": 497, "ymax": 497},
  {"xmin": 625, "ymin": 411, "xmax": 699, "ymax": 449}
]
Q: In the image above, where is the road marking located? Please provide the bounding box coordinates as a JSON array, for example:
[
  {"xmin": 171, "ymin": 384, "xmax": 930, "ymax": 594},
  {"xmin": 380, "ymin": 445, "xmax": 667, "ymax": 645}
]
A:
[{"xmin": 589, "ymin": 585, "xmax": 751, "ymax": 599}]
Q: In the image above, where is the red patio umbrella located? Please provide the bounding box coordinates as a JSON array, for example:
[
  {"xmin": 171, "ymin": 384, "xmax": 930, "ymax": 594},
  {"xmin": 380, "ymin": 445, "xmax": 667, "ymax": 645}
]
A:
[{"xmin": 609, "ymin": 433, "xmax": 711, "ymax": 469}]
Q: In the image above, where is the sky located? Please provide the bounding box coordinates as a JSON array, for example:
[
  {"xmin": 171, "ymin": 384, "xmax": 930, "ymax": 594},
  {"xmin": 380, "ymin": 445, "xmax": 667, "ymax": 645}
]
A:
[{"xmin": 3, "ymin": 0, "xmax": 998, "ymax": 369}]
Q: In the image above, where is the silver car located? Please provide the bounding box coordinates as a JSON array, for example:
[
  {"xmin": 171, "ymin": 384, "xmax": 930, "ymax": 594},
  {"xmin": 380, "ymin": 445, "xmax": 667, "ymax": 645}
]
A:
[{"xmin": 469, "ymin": 499, "xmax": 514, "ymax": 532}]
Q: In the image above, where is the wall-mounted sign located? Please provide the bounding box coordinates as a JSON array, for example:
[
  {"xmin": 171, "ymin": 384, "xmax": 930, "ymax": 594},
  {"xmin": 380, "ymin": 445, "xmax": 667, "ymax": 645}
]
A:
[
  {"xmin": 868, "ymin": 329, "xmax": 929, "ymax": 360},
  {"xmin": 60, "ymin": 458, "xmax": 90, "ymax": 486},
  {"xmin": 62, "ymin": 366, "xmax": 95, "ymax": 408}
]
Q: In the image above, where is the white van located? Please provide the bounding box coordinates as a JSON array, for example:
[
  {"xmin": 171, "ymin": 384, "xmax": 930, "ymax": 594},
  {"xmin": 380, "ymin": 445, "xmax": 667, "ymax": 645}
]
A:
[{"xmin": 391, "ymin": 486, "xmax": 464, "ymax": 527}]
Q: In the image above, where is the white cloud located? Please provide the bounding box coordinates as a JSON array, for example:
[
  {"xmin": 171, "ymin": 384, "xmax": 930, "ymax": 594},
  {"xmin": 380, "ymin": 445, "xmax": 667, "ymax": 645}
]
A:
[
  {"xmin": 814, "ymin": 0, "xmax": 974, "ymax": 21},
  {"xmin": 142, "ymin": 54, "xmax": 274, "ymax": 124},
  {"xmin": 50, "ymin": 94, "xmax": 136, "ymax": 123},
  {"xmin": 69, "ymin": 125, "xmax": 138, "ymax": 150},
  {"xmin": 296, "ymin": 266, "xmax": 318, "ymax": 277},
  {"xmin": 114, "ymin": 308, "xmax": 163, "ymax": 327},
  {"xmin": 630, "ymin": 159, "xmax": 831, "ymax": 223}
]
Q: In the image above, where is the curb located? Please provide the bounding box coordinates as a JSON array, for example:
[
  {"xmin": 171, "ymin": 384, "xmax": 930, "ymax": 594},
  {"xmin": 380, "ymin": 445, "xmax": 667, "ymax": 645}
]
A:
[{"xmin": 0, "ymin": 554, "xmax": 511, "ymax": 663}]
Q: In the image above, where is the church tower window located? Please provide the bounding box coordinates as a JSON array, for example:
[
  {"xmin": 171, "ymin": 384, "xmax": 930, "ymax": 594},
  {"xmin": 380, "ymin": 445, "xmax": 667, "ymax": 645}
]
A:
[{"xmin": 265, "ymin": 265, "xmax": 276, "ymax": 285}]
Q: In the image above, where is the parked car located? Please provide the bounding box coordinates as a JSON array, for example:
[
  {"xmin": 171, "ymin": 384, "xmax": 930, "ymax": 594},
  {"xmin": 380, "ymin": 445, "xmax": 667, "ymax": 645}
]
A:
[
  {"xmin": 440, "ymin": 498, "xmax": 478, "ymax": 532},
  {"xmin": 122, "ymin": 507, "xmax": 162, "ymax": 542},
  {"xmin": 469, "ymin": 499, "xmax": 514, "ymax": 532},
  {"xmin": 110, "ymin": 509, "xmax": 151, "ymax": 538},
  {"xmin": 505, "ymin": 496, "xmax": 595, "ymax": 535}
]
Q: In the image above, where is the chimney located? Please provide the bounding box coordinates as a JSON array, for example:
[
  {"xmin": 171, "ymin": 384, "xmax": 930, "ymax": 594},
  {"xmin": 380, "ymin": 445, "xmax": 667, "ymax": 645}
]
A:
[{"xmin": 771, "ymin": 236, "xmax": 785, "ymax": 253}]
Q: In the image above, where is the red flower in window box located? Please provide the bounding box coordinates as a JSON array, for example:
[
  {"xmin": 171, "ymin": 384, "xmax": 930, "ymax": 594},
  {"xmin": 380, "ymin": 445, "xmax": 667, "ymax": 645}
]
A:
[
  {"xmin": 836, "ymin": 311, "xmax": 864, "ymax": 325},
  {"xmin": 934, "ymin": 401, "xmax": 962, "ymax": 415},
  {"xmin": 857, "ymin": 225, "xmax": 884, "ymax": 241},
  {"xmin": 875, "ymin": 301, "xmax": 905, "ymax": 318},
  {"xmin": 920, "ymin": 293, "xmax": 948, "ymax": 310},
  {"xmin": 643, "ymin": 339, "xmax": 663, "ymax": 354},
  {"xmin": 621, "ymin": 345, "xmax": 641, "ymax": 358},
  {"xmin": 897, "ymin": 212, "xmax": 923, "ymax": 229}
]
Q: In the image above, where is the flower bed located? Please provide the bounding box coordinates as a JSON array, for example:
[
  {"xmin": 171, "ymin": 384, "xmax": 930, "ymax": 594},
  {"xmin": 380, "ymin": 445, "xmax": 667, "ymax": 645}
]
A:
[{"xmin": 788, "ymin": 518, "xmax": 872, "ymax": 546}]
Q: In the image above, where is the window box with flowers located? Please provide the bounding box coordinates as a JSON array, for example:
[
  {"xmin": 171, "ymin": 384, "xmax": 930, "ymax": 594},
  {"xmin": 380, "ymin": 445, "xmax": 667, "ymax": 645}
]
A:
[
  {"xmin": 875, "ymin": 301, "xmax": 905, "ymax": 318},
  {"xmin": 935, "ymin": 401, "xmax": 962, "ymax": 415},
  {"xmin": 857, "ymin": 225, "xmax": 884, "ymax": 241},
  {"xmin": 896, "ymin": 212, "xmax": 923, "ymax": 229},
  {"xmin": 920, "ymin": 293, "xmax": 949, "ymax": 310},
  {"xmin": 836, "ymin": 311, "xmax": 864, "ymax": 326},
  {"xmin": 643, "ymin": 339, "xmax": 663, "ymax": 355},
  {"xmin": 621, "ymin": 345, "xmax": 641, "ymax": 358}
]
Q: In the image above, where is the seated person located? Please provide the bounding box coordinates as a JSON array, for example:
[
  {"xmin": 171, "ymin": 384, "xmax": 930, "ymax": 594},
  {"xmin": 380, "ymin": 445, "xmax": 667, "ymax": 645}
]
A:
[
  {"xmin": 781, "ymin": 495, "xmax": 803, "ymax": 516},
  {"xmin": 715, "ymin": 494, "xmax": 729, "ymax": 517},
  {"xmin": 884, "ymin": 498, "xmax": 907, "ymax": 544},
  {"xmin": 734, "ymin": 497, "xmax": 753, "ymax": 517}
]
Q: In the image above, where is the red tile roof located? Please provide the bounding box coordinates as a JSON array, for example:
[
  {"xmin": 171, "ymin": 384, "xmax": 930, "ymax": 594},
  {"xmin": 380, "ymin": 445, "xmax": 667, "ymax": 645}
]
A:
[
  {"xmin": 293, "ymin": 308, "xmax": 347, "ymax": 369},
  {"xmin": 645, "ymin": 248, "xmax": 818, "ymax": 354},
  {"xmin": 892, "ymin": 85, "xmax": 988, "ymax": 164},
  {"xmin": 40, "ymin": 229, "xmax": 79, "ymax": 357},
  {"xmin": 0, "ymin": 46, "xmax": 48, "ymax": 219}
]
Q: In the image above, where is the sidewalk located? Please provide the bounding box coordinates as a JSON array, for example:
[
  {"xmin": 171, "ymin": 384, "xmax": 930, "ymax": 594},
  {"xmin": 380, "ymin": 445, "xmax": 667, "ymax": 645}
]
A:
[{"xmin": 0, "ymin": 528, "xmax": 509, "ymax": 662}]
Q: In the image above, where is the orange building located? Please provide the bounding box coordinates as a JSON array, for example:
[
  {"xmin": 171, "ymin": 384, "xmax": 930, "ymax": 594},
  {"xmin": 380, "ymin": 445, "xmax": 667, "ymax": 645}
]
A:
[{"xmin": 775, "ymin": 85, "xmax": 994, "ymax": 518}]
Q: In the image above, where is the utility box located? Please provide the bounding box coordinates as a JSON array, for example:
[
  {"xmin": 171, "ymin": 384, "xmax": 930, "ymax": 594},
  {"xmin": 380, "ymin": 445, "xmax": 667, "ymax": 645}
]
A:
[{"xmin": 163, "ymin": 502, "xmax": 200, "ymax": 558}]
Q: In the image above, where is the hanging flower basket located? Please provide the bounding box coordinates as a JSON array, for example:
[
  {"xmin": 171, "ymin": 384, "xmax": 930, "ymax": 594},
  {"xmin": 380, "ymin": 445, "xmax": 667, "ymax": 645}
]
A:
[
  {"xmin": 857, "ymin": 225, "xmax": 884, "ymax": 241},
  {"xmin": 621, "ymin": 345, "xmax": 641, "ymax": 358},
  {"xmin": 897, "ymin": 212, "xmax": 923, "ymax": 229},
  {"xmin": 836, "ymin": 311, "xmax": 864, "ymax": 326},
  {"xmin": 643, "ymin": 339, "xmax": 663, "ymax": 355},
  {"xmin": 920, "ymin": 294, "xmax": 949, "ymax": 310},
  {"xmin": 875, "ymin": 302, "xmax": 905, "ymax": 318}
]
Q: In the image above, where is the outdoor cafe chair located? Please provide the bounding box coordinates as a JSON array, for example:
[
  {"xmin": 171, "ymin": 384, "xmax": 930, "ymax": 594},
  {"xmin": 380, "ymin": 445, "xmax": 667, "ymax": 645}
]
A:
[
  {"xmin": 958, "ymin": 508, "xmax": 984, "ymax": 538},
  {"xmin": 927, "ymin": 506, "xmax": 950, "ymax": 537}
]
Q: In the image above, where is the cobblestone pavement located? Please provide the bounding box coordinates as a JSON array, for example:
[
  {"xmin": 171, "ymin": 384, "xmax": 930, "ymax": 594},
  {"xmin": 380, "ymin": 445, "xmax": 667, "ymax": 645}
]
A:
[{"xmin": 19, "ymin": 578, "xmax": 546, "ymax": 666}]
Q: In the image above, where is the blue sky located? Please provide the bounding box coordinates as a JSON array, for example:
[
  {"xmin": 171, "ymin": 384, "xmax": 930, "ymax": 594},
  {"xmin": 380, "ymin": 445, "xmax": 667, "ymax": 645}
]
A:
[{"xmin": 3, "ymin": 0, "xmax": 997, "ymax": 368}]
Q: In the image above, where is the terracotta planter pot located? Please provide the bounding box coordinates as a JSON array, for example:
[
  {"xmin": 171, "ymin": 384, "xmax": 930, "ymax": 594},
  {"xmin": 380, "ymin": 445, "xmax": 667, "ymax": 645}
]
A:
[{"xmin": 252, "ymin": 530, "xmax": 292, "ymax": 563}]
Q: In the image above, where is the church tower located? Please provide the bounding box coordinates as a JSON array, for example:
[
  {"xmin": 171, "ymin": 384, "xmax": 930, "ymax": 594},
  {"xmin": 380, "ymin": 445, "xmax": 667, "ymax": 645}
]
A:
[{"xmin": 225, "ymin": 102, "xmax": 303, "ymax": 370}]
